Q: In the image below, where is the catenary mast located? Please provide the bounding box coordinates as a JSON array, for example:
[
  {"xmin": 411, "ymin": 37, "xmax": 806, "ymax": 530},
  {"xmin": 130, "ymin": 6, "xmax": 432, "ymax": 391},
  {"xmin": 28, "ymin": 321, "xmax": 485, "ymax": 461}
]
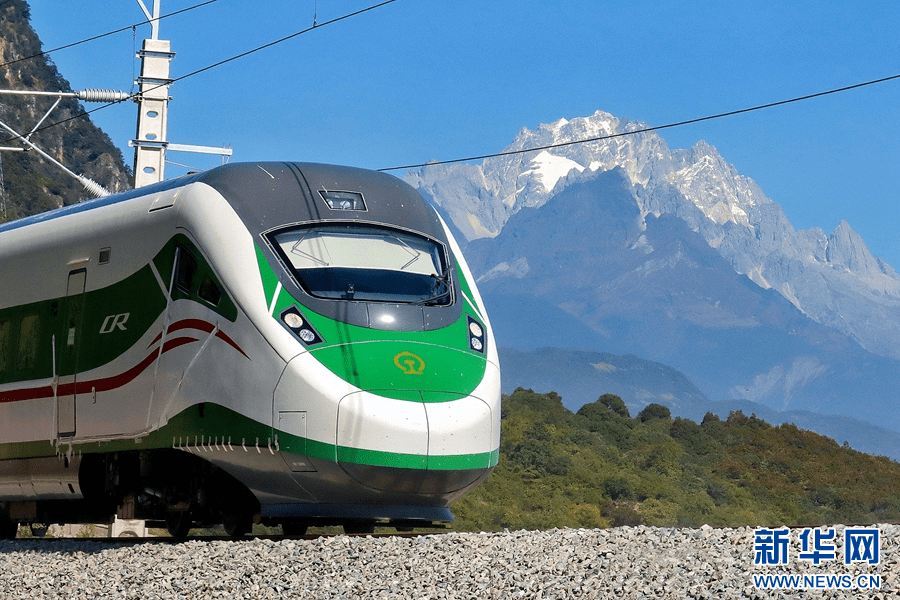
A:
[
  {"xmin": 131, "ymin": 0, "xmax": 233, "ymax": 188},
  {"xmin": 131, "ymin": 0, "xmax": 173, "ymax": 187},
  {"xmin": 0, "ymin": 3, "xmax": 234, "ymax": 203}
]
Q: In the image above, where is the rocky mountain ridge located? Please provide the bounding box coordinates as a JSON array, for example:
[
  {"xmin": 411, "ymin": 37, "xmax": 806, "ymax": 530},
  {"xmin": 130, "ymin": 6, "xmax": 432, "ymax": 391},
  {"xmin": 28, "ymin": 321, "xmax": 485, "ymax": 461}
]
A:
[
  {"xmin": 405, "ymin": 110, "xmax": 900, "ymax": 362},
  {"xmin": 405, "ymin": 111, "xmax": 900, "ymax": 445},
  {"xmin": 462, "ymin": 168, "xmax": 900, "ymax": 418}
]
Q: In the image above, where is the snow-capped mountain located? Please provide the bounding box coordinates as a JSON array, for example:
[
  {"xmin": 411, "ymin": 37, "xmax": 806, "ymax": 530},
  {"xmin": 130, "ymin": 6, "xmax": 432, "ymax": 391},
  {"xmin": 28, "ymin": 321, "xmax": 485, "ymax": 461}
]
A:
[
  {"xmin": 405, "ymin": 110, "xmax": 900, "ymax": 362},
  {"xmin": 406, "ymin": 111, "xmax": 672, "ymax": 239},
  {"xmin": 457, "ymin": 167, "xmax": 900, "ymax": 421}
]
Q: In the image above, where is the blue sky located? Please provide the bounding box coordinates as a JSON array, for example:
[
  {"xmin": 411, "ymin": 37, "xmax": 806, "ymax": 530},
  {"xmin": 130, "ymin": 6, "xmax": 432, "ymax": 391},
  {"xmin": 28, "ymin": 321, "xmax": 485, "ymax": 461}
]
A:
[{"xmin": 28, "ymin": 1, "xmax": 900, "ymax": 267}]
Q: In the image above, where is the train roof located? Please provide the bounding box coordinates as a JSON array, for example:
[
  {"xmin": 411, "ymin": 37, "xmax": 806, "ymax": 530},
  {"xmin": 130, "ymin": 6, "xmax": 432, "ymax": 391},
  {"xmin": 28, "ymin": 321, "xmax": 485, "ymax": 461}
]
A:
[
  {"xmin": 195, "ymin": 162, "xmax": 446, "ymax": 242},
  {"xmin": 0, "ymin": 162, "xmax": 444, "ymax": 242},
  {"xmin": 0, "ymin": 172, "xmax": 201, "ymax": 236}
]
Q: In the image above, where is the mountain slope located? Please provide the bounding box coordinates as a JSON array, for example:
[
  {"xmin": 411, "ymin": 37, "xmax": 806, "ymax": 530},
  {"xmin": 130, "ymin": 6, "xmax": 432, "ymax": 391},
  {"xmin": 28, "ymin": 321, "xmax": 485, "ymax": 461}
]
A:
[
  {"xmin": 498, "ymin": 346, "xmax": 710, "ymax": 415},
  {"xmin": 498, "ymin": 346, "xmax": 900, "ymax": 460},
  {"xmin": 464, "ymin": 167, "xmax": 900, "ymax": 428},
  {"xmin": 0, "ymin": 1, "xmax": 131, "ymax": 223}
]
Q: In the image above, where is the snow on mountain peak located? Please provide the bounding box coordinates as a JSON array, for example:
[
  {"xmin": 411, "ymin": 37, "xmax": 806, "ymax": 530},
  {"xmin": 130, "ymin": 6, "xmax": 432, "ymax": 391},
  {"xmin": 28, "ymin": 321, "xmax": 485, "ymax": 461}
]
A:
[
  {"xmin": 521, "ymin": 151, "xmax": 584, "ymax": 192},
  {"xmin": 511, "ymin": 111, "xmax": 626, "ymax": 151}
]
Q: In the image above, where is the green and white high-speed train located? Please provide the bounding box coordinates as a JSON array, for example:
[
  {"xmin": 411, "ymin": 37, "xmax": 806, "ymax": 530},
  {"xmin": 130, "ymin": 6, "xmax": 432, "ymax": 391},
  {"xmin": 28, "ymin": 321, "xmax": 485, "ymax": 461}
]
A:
[{"xmin": 0, "ymin": 162, "xmax": 500, "ymax": 537}]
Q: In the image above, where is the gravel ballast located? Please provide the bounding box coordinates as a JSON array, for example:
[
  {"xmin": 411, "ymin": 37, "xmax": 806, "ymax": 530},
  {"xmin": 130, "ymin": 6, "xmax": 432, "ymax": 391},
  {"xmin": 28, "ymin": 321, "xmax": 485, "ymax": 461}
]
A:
[{"xmin": 0, "ymin": 524, "xmax": 896, "ymax": 599}]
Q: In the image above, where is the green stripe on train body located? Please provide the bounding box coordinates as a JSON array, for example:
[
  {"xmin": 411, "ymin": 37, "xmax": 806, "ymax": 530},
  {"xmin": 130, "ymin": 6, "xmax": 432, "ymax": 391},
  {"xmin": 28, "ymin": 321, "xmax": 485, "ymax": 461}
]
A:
[
  {"xmin": 0, "ymin": 230, "xmax": 248, "ymax": 455},
  {"xmin": 0, "ymin": 402, "xmax": 499, "ymax": 470}
]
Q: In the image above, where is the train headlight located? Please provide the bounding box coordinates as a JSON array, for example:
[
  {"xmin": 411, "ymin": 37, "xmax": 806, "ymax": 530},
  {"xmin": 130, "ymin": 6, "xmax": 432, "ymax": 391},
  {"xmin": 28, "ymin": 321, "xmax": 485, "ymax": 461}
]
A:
[
  {"xmin": 280, "ymin": 306, "xmax": 324, "ymax": 346},
  {"xmin": 467, "ymin": 316, "xmax": 486, "ymax": 354},
  {"xmin": 283, "ymin": 313, "xmax": 304, "ymax": 329}
]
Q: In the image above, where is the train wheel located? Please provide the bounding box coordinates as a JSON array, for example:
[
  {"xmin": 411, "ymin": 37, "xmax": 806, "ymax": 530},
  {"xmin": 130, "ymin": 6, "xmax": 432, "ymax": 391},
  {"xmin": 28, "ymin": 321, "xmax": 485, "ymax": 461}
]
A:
[
  {"xmin": 165, "ymin": 511, "xmax": 192, "ymax": 539},
  {"xmin": 222, "ymin": 511, "xmax": 251, "ymax": 538},
  {"xmin": 0, "ymin": 518, "xmax": 17, "ymax": 540},
  {"xmin": 29, "ymin": 524, "xmax": 49, "ymax": 538},
  {"xmin": 282, "ymin": 522, "xmax": 308, "ymax": 536},
  {"xmin": 0, "ymin": 507, "xmax": 17, "ymax": 540},
  {"xmin": 343, "ymin": 522, "xmax": 375, "ymax": 535}
]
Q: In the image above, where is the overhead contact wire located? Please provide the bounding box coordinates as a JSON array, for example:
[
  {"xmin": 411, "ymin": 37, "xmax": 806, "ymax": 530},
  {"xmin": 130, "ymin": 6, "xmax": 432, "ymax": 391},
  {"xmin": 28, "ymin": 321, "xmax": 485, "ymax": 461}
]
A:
[
  {"xmin": 0, "ymin": 0, "xmax": 219, "ymax": 70},
  {"xmin": 0, "ymin": 0, "xmax": 400, "ymax": 146},
  {"xmin": 165, "ymin": 0, "xmax": 400, "ymax": 85},
  {"xmin": 378, "ymin": 72, "xmax": 900, "ymax": 172},
  {"xmin": 12, "ymin": 0, "xmax": 894, "ymax": 176}
]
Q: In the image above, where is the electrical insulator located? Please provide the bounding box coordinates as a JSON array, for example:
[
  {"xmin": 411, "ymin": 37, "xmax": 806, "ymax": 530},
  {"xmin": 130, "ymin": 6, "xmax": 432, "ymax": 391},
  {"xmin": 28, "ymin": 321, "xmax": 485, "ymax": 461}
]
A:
[
  {"xmin": 74, "ymin": 89, "xmax": 130, "ymax": 103},
  {"xmin": 77, "ymin": 175, "xmax": 111, "ymax": 198}
]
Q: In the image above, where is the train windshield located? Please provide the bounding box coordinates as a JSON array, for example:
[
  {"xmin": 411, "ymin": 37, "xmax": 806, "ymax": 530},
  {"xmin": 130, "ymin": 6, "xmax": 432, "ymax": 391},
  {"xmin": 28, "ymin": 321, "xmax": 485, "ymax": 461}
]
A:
[{"xmin": 269, "ymin": 225, "xmax": 451, "ymax": 305}]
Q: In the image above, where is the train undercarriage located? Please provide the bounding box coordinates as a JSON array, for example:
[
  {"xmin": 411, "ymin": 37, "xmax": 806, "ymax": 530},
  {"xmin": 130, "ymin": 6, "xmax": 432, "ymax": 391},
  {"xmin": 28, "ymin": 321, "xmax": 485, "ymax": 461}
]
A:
[
  {"xmin": 0, "ymin": 450, "xmax": 263, "ymax": 539},
  {"xmin": 0, "ymin": 449, "xmax": 457, "ymax": 539}
]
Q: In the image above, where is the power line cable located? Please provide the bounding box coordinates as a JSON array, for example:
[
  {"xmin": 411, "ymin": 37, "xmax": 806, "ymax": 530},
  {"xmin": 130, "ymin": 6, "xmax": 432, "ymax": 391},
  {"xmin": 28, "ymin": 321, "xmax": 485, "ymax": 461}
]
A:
[
  {"xmin": 10, "ymin": 0, "xmax": 895, "ymax": 180},
  {"xmin": 165, "ymin": 0, "xmax": 399, "ymax": 85},
  {"xmin": 378, "ymin": 73, "xmax": 900, "ymax": 172},
  {"xmin": 0, "ymin": 0, "xmax": 218, "ymax": 70},
  {"xmin": 0, "ymin": 0, "xmax": 400, "ymax": 147}
]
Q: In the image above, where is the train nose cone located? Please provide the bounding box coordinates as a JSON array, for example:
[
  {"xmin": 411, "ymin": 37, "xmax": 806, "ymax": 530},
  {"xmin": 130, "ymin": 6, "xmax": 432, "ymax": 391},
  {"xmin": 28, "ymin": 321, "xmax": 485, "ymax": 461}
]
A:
[
  {"xmin": 273, "ymin": 340, "xmax": 497, "ymax": 498},
  {"xmin": 308, "ymin": 340, "xmax": 497, "ymax": 494},
  {"xmin": 335, "ymin": 390, "xmax": 494, "ymax": 492}
]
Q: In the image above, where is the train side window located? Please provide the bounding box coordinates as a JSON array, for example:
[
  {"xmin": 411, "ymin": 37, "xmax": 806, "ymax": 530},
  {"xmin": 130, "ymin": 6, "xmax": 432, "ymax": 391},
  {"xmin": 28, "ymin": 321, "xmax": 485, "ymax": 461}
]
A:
[
  {"xmin": 16, "ymin": 315, "xmax": 40, "ymax": 371},
  {"xmin": 0, "ymin": 319, "xmax": 9, "ymax": 374},
  {"xmin": 174, "ymin": 247, "xmax": 198, "ymax": 293},
  {"xmin": 198, "ymin": 275, "xmax": 222, "ymax": 306}
]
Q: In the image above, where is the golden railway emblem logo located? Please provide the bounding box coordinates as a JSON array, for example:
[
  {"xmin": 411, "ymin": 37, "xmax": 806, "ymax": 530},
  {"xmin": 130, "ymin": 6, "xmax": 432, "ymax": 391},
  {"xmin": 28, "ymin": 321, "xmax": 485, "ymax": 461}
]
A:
[{"xmin": 393, "ymin": 351, "xmax": 425, "ymax": 375}]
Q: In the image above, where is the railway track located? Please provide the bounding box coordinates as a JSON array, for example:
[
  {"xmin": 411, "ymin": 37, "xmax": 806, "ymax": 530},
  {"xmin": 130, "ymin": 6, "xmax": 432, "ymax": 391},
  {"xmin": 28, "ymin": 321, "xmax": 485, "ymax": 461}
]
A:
[
  {"xmin": 9, "ymin": 519, "xmax": 893, "ymax": 545},
  {"xmin": 6, "ymin": 527, "xmax": 449, "ymax": 545}
]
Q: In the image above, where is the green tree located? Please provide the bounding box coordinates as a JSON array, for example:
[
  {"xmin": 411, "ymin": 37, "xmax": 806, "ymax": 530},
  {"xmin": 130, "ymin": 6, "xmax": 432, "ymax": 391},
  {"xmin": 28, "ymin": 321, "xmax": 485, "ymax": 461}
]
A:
[
  {"xmin": 598, "ymin": 393, "xmax": 630, "ymax": 418},
  {"xmin": 576, "ymin": 396, "xmax": 634, "ymax": 450},
  {"xmin": 449, "ymin": 388, "xmax": 900, "ymax": 532},
  {"xmin": 637, "ymin": 403, "xmax": 671, "ymax": 422}
]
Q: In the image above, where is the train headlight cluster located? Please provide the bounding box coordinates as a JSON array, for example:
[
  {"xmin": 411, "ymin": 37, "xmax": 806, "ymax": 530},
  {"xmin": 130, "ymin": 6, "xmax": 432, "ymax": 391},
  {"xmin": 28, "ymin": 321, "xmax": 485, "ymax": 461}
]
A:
[
  {"xmin": 468, "ymin": 316, "xmax": 486, "ymax": 354},
  {"xmin": 318, "ymin": 190, "xmax": 367, "ymax": 211},
  {"xmin": 281, "ymin": 306, "xmax": 324, "ymax": 346}
]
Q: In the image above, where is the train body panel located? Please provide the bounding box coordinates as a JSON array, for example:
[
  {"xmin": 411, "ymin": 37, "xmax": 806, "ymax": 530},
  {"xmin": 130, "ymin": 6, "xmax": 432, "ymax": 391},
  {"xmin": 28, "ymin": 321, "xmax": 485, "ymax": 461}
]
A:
[
  {"xmin": 0, "ymin": 188, "xmax": 179, "ymax": 449},
  {"xmin": 0, "ymin": 162, "xmax": 499, "ymax": 535}
]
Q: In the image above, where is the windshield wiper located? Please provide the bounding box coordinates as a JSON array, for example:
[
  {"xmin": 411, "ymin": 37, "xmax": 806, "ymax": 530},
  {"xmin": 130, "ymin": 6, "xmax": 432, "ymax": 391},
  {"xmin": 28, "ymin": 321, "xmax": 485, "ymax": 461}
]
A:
[{"xmin": 414, "ymin": 272, "xmax": 452, "ymax": 306}]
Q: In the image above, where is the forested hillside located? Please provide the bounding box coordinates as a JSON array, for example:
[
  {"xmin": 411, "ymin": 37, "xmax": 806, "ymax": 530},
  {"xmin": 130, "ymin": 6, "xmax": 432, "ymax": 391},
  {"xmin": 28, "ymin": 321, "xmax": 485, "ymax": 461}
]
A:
[
  {"xmin": 0, "ymin": 0, "xmax": 131, "ymax": 223},
  {"xmin": 450, "ymin": 389, "xmax": 900, "ymax": 531}
]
